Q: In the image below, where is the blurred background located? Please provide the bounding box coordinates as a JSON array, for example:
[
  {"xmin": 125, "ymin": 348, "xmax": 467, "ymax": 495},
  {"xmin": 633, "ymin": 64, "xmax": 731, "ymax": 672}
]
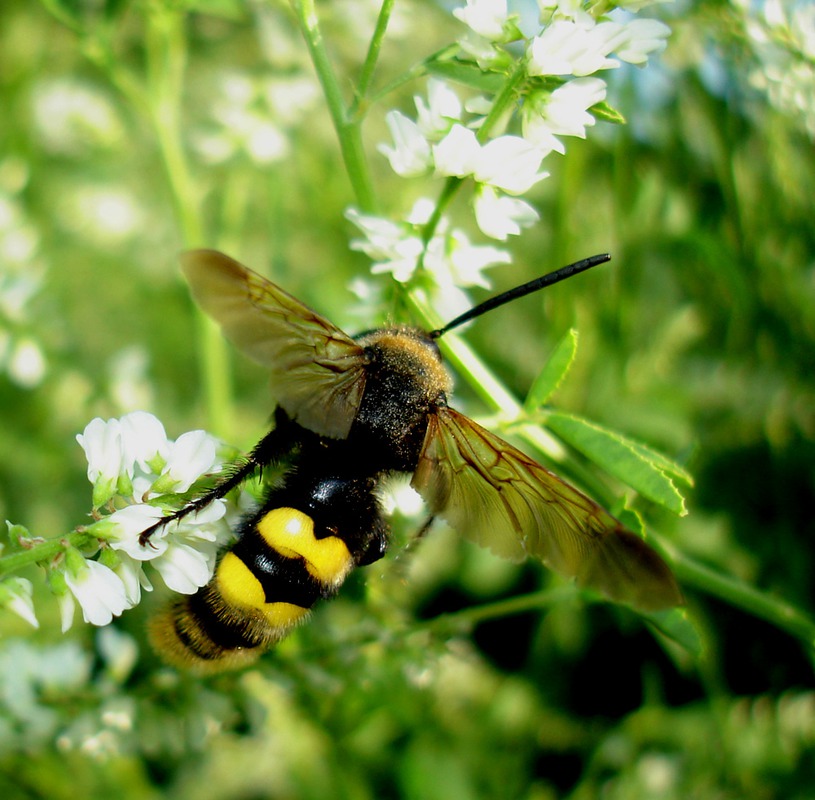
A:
[{"xmin": 0, "ymin": 0, "xmax": 813, "ymax": 797}]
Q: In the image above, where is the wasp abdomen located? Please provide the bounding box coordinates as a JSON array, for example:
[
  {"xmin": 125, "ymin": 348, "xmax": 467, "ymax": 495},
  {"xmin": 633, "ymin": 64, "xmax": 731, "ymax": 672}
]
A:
[{"xmin": 150, "ymin": 507, "xmax": 356, "ymax": 673}]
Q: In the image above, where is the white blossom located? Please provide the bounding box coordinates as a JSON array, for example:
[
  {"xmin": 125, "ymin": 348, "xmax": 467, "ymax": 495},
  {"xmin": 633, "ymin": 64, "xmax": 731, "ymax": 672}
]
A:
[
  {"xmin": 156, "ymin": 429, "xmax": 220, "ymax": 494},
  {"xmin": 433, "ymin": 124, "xmax": 482, "ymax": 178},
  {"xmin": 102, "ymin": 504, "xmax": 169, "ymax": 559},
  {"xmin": 378, "ymin": 111, "xmax": 433, "ymax": 177},
  {"xmin": 614, "ymin": 18, "xmax": 671, "ymax": 65},
  {"xmin": 119, "ymin": 411, "xmax": 169, "ymax": 473},
  {"xmin": 425, "ymin": 228, "xmax": 511, "ymax": 288},
  {"xmin": 473, "ymin": 136, "xmax": 549, "ymax": 195},
  {"xmin": 474, "ymin": 185, "xmax": 540, "ymax": 240},
  {"xmin": 528, "ymin": 20, "xmax": 622, "ymax": 77},
  {"xmin": 415, "ymin": 79, "xmax": 463, "ymax": 140},
  {"xmin": 64, "ymin": 555, "xmax": 131, "ymax": 627},
  {"xmin": 104, "ymin": 499, "xmax": 226, "ymax": 562},
  {"xmin": 152, "ymin": 541, "xmax": 217, "ymax": 594},
  {"xmin": 522, "ymin": 77, "xmax": 607, "ymax": 150},
  {"xmin": 76, "ymin": 417, "xmax": 125, "ymax": 507},
  {"xmin": 58, "ymin": 591, "xmax": 76, "ymax": 633},
  {"xmin": 110, "ymin": 552, "xmax": 149, "ymax": 606},
  {"xmin": 529, "ymin": 16, "xmax": 671, "ymax": 77},
  {"xmin": 453, "ymin": 0, "xmax": 510, "ymax": 42},
  {"xmin": 1, "ymin": 577, "xmax": 38, "ymax": 629},
  {"xmin": 347, "ymin": 208, "xmax": 424, "ymax": 282}
]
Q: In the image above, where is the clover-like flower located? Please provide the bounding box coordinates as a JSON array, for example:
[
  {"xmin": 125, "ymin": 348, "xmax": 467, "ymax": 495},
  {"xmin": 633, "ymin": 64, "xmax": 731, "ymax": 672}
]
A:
[{"xmin": 63, "ymin": 549, "xmax": 132, "ymax": 627}]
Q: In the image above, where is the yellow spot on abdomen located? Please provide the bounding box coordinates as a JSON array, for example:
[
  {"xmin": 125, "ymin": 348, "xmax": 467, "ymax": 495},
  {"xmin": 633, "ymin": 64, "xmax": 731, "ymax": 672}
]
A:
[
  {"xmin": 216, "ymin": 552, "xmax": 264, "ymax": 609},
  {"xmin": 256, "ymin": 507, "xmax": 353, "ymax": 584}
]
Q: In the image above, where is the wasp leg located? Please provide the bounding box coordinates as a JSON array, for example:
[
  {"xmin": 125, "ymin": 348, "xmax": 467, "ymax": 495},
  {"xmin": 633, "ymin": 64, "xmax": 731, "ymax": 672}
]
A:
[{"xmin": 138, "ymin": 420, "xmax": 299, "ymax": 547}]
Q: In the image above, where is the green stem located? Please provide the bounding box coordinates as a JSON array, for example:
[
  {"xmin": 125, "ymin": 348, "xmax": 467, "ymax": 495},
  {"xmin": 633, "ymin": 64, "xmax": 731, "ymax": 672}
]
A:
[
  {"xmin": 144, "ymin": 5, "xmax": 232, "ymax": 437},
  {"xmin": 668, "ymin": 547, "xmax": 815, "ymax": 651},
  {"xmin": 350, "ymin": 0, "xmax": 396, "ymax": 119},
  {"xmin": 416, "ymin": 587, "xmax": 574, "ymax": 636},
  {"xmin": 292, "ymin": 0, "xmax": 376, "ymax": 211},
  {"xmin": 476, "ymin": 57, "xmax": 527, "ymax": 143},
  {"xmin": 0, "ymin": 532, "xmax": 99, "ymax": 577}
]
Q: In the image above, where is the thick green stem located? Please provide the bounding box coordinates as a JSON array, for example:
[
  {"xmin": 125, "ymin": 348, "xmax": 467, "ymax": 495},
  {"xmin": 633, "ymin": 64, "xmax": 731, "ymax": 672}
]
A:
[
  {"xmin": 144, "ymin": 5, "xmax": 232, "ymax": 438},
  {"xmin": 0, "ymin": 532, "xmax": 99, "ymax": 577}
]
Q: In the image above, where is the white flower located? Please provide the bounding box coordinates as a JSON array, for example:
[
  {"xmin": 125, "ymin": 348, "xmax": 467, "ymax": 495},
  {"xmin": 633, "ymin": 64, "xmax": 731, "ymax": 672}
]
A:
[
  {"xmin": 614, "ymin": 18, "xmax": 671, "ymax": 65},
  {"xmin": 64, "ymin": 554, "xmax": 131, "ymax": 626},
  {"xmin": 153, "ymin": 541, "xmax": 217, "ymax": 594},
  {"xmin": 474, "ymin": 185, "xmax": 540, "ymax": 240},
  {"xmin": 405, "ymin": 197, "xmax": 437, "ymax": 226},
  {"xmin": 111, "ymin": 552, "xmax": 150, "ymax": 606},
  {"xmin": 1, "ymin": 577, "xmax": 38, "ymax": 629},
  {"xmin": 58, "ymin": 591, "xmax": 76, "ymax": 633},
  {"xmin": 433, "ymin": 124, "xmax": 483, "ymax": 178},
  {"xmin": 425, "ymin": 228, "xmax": 511, "ymax": 288},
  {"xmin": 346, "ymin": 208, "xmax": 424, "ymax": 282},
  {"xmin": 156, "ymin": 429, "xmax": 220, "ymax": 494},
  {"xmin": 103, "ymin": 503, "xmax": 170, "ymax": 560},
  {"xmin": 528, "ymin": 20, "xmax": 621, "ymax": 77},
  {"xmin": 523, "ymin": 78, "xmax": 607, "ymax": 149},
  {"xmin": 536, "ymin": 0, "xmax": 594, "ymax": 26},
  {"xmin": 414, "ymin": 79, "xmax": 462, "ymax": 140},
  {"xmin": 368, "ymin": 237, "xmax": 425, "ymax": 282},
  {"xmin": 473, "ymin": 136, "xmax": 550, "ymax": 195},
  {"xmin": 453, "ymin": 0, "xmax": 510, "ymax": 42},
  {"xmin": 435, "ymin": 128, "xmax": 549, "ymax": 194},
  {"xmin": 119, "ymin": 411, "xmax": 168, "ymax": 473},
  {"xmin": 378, "ymin": 111, "xmax": 432, "ymax": 177},
  {"xmin": 77, "ymin": 417, "xmax": 125, "ymax": 507}
]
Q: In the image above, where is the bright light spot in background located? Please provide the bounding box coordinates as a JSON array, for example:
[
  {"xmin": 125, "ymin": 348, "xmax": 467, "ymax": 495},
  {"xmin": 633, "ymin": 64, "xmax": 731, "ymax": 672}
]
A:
[
  {"xmin": 8, "ymin": 338, "xmax": 47, "ymax": 388},
  {"xmin": 31, "ymin": 78, "xmax": 123, "ymax": 155},
  {"xmin": 59, "ymin": 186, "xmax": 144, "ymax": 244}
]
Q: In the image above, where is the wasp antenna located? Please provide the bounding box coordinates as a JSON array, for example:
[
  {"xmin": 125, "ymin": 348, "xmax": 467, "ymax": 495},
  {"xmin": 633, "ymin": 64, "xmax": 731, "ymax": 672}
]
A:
[{"xmin": 429, "ymin": 253, "xmax": 611, "ymax": 339}]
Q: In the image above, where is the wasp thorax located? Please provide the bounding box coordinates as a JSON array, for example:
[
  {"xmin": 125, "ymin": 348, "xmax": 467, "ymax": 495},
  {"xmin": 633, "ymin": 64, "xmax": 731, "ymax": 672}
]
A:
[{"xmin": 351, "ymin": 327, "xmax": 452, "ymax": 473}]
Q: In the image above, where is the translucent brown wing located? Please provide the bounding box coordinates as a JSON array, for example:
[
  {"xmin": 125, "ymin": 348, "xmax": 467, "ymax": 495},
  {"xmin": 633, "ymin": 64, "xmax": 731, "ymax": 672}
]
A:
[
  {"xmin": 181, "ymin": 249, "xmax": 367, "ymax": 439},
  {"xmin": 411, "ymin": 407, "xmax": 681, "ymax": 611}
]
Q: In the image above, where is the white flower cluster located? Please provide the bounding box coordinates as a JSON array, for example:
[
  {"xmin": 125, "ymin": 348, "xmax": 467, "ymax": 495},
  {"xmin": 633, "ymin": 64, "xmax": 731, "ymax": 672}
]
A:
[
  {"xmin": 353, "ymin": 0, "xmax": 670, "ymax": 291},
  {"xmin": 193, "ymin": 71, "xmax": 321, "ymax": 166},
  {"xmin": 51, "ymin": 411, "xmax": 232, "ymax": 630},
  {"xmin": 743, "ymin": 0, "xmax": 815, "ymax": 139}
]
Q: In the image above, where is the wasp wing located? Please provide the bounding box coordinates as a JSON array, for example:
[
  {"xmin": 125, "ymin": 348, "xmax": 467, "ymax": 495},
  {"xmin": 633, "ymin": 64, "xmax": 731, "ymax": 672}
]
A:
[
  {"xmin": 412, "ymin": 407, "xmax": 681, "ymax": 612},
  {"xmin": 181, "ymin": 249, "xmax": 367, "ymax": 439}
]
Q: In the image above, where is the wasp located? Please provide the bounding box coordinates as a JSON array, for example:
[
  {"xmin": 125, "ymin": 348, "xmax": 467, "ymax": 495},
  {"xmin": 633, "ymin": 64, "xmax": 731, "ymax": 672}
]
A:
[{"xmin": 144, "ymin": 250, "xmax": 681, "ymax": 673}]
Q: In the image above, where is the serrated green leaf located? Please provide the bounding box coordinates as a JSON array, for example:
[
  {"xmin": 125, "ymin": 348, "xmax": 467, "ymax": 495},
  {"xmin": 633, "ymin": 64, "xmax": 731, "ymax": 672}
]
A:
[
  {"xmin": 620, "ymin": 436, "xmax": 694, "ymax": 487},
  {"xmin": 591, "ymin": 101, "xmax": 626, "ymax": 125},
  {"xmin": 545, "ymin": 411, "xmax": 689, "ymax": 515},
  {"xmin": 524, "ymin": 328, "xmax": 579, "ymax": 410}
]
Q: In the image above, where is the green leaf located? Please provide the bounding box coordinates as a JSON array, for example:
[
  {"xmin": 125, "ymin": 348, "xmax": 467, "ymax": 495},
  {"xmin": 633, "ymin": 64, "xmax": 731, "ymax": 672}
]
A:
[
  {"xmin": 424, "ymin": 59, "xmax": 508, "ymax": 93},
  {"xmin": 645, "ymin": 607, "xmax": 703, "ymax": 657},
  {"xmin": 544, "ymin": 411, "xmax": 691, "ymax": 515},
  {"xmin": 591, "ymin": 101, "xmax": 627, "ymax": 125},
  {"xmin": 524, "ymin": 328, "xmax": 579, "ymax": 410}
]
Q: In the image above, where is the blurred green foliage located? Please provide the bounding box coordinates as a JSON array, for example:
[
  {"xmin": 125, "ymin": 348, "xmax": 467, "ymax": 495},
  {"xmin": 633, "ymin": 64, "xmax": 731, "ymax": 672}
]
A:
[{"xmin": 0, "ymin": 0, "xmax": 814, "ymax": 797}]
